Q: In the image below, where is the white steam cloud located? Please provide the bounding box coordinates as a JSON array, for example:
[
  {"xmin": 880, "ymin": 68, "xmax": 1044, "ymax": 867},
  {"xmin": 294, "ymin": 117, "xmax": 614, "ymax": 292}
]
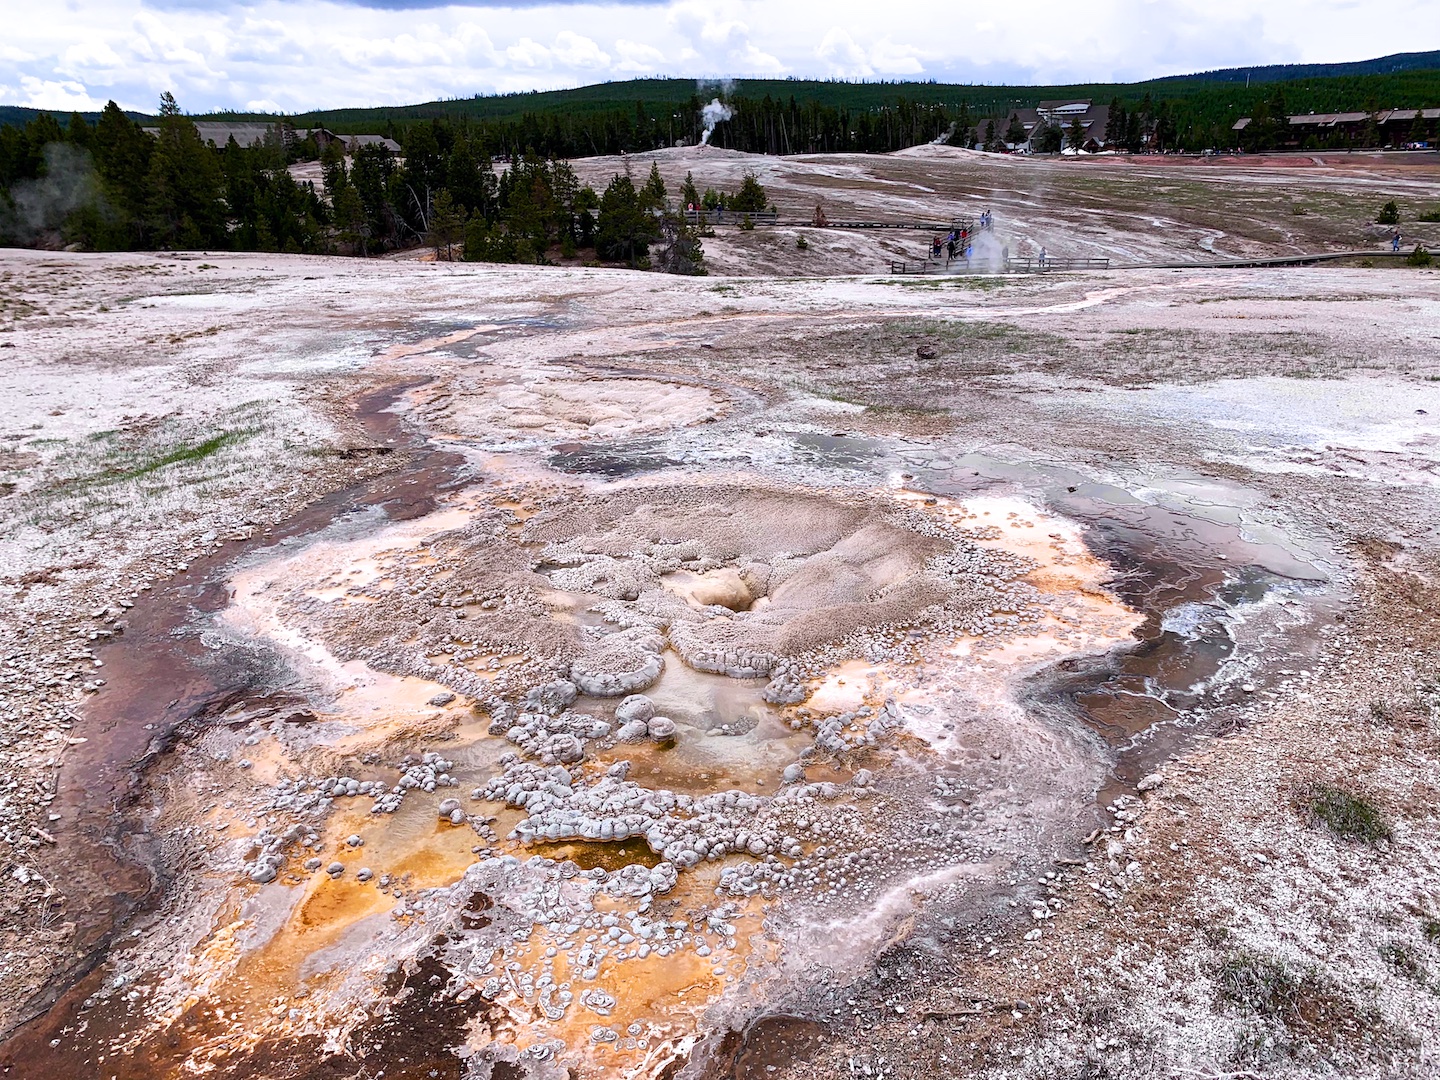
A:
[
  {"xmin": 1, "ymin": 143, "xmax": 101, "ymax": 244},
  {"xmin": 698, "ymin": 98, "xmax": 733, "ymax": 146}
]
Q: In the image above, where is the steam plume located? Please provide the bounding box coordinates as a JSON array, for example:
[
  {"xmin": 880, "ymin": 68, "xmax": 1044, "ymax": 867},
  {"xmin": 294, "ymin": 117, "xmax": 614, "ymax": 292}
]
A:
[
  {"xmin": 699, "ymin": 99, "xmax": 733, "ymax": 147},
  {"xmin": 0, "ymin": 143, "xmax": 101, "ymax": 245}
]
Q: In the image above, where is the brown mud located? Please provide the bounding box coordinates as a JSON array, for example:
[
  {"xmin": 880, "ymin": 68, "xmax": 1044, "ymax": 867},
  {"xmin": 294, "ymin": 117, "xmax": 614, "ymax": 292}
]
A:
[{"xmin": 690, "ymin": 1015, "xmax": 832, "ymax": 1080}]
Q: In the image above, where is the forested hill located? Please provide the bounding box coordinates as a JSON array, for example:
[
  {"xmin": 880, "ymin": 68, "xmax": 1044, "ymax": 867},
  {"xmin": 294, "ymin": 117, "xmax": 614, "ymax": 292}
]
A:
[
  {"xmin": 0, "ymin": 105, "xmax": 146, "ymax": 129},
  {"xmin": 1154, "ymin": 49, "xmax": 1440, "ymax": 85},
  {"xmin": 3, "ymin": 52, "xmax": 1439, "ymax": 133},
  {"xmin": 205, "ymin": 61, "xmax": 1440, "ymax": 131},
  {"xmin": 210, "ymin": 66, "xmax": 1440, "ymax": 158}
]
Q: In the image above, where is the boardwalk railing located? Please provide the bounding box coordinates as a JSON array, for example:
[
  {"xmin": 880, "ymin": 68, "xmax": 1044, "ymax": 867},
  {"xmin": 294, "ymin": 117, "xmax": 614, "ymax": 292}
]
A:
[
  {"xmin": 1007, "ymin": 257, "xmax": 1112, "ymax": 273},
  {"xmin": 684, "ymin": 210, "xmax": 977, "ymax": 232},
  {"xmin": 815, "ymin": 219, "xmax": 974, "ymax": 232},
  {"xmin": 889, "ymin": 255, "xmax": 1111, "ymax": 275},
  {"xmin": 684, "ymin": 209, "xmax": 779, "ymax": 226}
]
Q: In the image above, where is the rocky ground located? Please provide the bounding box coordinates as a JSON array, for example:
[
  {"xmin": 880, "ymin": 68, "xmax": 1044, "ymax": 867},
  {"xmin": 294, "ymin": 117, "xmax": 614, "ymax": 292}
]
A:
[{"xmin": 0, "ymin": 146, "xmax": 1438, "ymax": 1079}]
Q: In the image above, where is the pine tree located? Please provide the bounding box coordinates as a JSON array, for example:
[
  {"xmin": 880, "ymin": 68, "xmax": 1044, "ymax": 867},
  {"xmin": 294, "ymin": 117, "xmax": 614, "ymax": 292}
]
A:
[
  {"xmin": 574, "ymin": 184, "xmax": 599, "ymax": 247},
  {"xmin": 1410, "ymin": 107, "xmax": 1430, "ymax": 145},
  {"xmin": 1067, "ymin": 116, "xmax": 1086, "ymax": 151},
  {"xmin": 146, "ymin": 93, "xmax": 225, "ymax": 249},
  {"xmin": 1124, "ymin": 111, "xmax": 1143, "ymax": 152},
  {"xmin": 549, "ymin": 158, "xmax": 582, "ymax": 243},
  {"xmin": 1104, "ymin": 98, "xmax": 1125, "ymax": 146},
  {"xmin": 333, "ymin": 183, "xmax": 367, "ymax": 254},
  {"xmin": 1154, "ymin": 101, "xmax": 1177, "ymax": 151},
  {"xmin": 653, "ymin": 212, "xmax": 706, "ymax": 275},
  {"xmin": 596, "ymin": 172, "xmax": 655, "ymax": 266},
  {"xmin": 730, "ymin": 171, "xmax": 767, "ymax": 213},
  {"xmin": 1005, "ymin": 113, "xmax": 1027, "ymax": 147},
  {"xmin": 641, "ymin": 162, "xmax": 667, "ymax": 210},
  {"xmin": 65, "ymin": 113, "xmax": 92, "ymax": 151},
  {"xmin": 427, "ymin": 189, "xmax": 465, "ymax": 261},
  {"xmin": 950, "ymin": 102, "xmax": 974, "ymax": 148}
]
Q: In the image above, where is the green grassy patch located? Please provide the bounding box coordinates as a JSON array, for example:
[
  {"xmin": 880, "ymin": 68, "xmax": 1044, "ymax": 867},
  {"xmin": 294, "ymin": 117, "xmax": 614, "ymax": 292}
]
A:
[
  {"xmin": 1217, "ymin": 952, "xmax": 1308, "ymax": 1020},
  {"xmin": 109, "ymin": 432, "xmax": 247, "ymax": 483},
  {"xmin": 885, "ymin": 275, "xmax": 1024, "ymax": 291},
  {"xmin": 1305, "ymin": 784, "xmax": 1392, "ymax": 845},
  {"xmin": 863, "ymin": 403, "xmax": 952, "ymax": 417}
]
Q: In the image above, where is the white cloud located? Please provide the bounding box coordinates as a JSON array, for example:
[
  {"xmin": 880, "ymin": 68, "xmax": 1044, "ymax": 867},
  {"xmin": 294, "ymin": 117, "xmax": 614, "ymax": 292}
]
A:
[
  {"xmin": 552, "ymin": 31, "xmax": 609, "ymax": 69},
  {"xmin": 62, "ymin": 41, "xmax": 124, "ymax": 70},
  {"xmin": 505, "ymin": 36, "xmax": 551, "ymax": 68},
  {"xmin": 669, "ymin": 1, "xmax": 784, "ymax": 76},
  {"xmin": 816, "ymin": 29, "xmax": 923, "ymax": 78},
  {"xmin": 455, "ymin": 24, "xmax": 500, "ymax": 65},
  {"xmin": 736, "ymin": 41, "xmax": 784, "ymax": 75},
  {"xmin": 17, "ymin": 76, "xmax": 103, "ymax": 111},
  {"xmin": 351, "ymin": 33, "xmax": 454, "ymax": 67},
  {"xmin": 869, "ymin": 38, "xmax": 925, "ymax": 76},
  {"xmin": 816, "ymin": 28, "xmax": 871, "ymax": 77},
  {"xmin": 614, "ymin": 38, "xmax": 666, "ymax": 74}
]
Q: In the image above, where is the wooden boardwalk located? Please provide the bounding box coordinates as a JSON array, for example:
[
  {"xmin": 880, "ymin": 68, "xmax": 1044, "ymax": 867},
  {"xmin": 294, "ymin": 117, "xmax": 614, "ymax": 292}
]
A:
[
  {"xmin": 799, "ymin": 219, "xmax": 971, "ymax": 232},
  {"xmin": 888, "ymin": 255, "xmax": 1111, "ymax": 275},
  {"xmin": 886, "ymin": 248, "xmax": 1409, "ymax": 275},
  {"xmin": 1141, "ymin": 249, "xmax": 1410, "ymax": 269},
  {"xmin": 684, "ymin": 209, "xmax": 973, "ymax": 232},
  {"xmin": 683, "ymin": 209, "xmax": 779, "ymax": 226}
]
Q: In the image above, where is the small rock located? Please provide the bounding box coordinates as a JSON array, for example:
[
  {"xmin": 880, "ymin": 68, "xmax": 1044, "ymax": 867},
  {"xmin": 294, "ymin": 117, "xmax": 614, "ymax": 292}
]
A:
[
  {"xmin": 616, "ymin": 719, "xmax": 650, "ymax": 743},
  {"xmin": 614, "ymin": 695, "xmax": 655, "ymax": 725}
]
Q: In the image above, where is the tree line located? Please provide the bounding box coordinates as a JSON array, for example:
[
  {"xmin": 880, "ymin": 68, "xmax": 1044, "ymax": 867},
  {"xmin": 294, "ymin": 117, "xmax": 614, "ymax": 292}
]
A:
[
  {"xmin": 0, "ymin": 94, "xmax": 784, "ymax": 272},
  {"xmin": 0, "ymin": 94, "xmax": 327, "ymax": 251},
  {"xmin": 5, "ymin": 76, "xmax": 1436, "ymax": 257}
]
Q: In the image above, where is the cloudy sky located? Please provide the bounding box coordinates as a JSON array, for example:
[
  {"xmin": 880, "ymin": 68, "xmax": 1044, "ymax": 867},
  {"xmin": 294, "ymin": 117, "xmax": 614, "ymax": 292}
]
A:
[{"xmin": 4, "ymin": 0, "xmax": 1437, "ymax": 114}]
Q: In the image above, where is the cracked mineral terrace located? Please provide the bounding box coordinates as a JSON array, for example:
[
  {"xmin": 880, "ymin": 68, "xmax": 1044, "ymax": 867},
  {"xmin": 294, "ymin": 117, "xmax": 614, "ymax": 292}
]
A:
[{"xmin": 1, "ymin": 150, "xmax": 1439, "ymax": 1080}]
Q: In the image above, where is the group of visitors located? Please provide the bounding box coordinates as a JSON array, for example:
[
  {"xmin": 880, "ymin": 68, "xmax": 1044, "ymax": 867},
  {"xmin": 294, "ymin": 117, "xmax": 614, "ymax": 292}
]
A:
[{"xmin": 930, "ymin": 209, "xmax": 993, "ymax": 264}]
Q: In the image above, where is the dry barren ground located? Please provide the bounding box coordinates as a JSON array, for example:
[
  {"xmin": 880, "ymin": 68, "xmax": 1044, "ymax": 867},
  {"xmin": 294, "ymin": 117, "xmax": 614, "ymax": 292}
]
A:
[
  {"xmin": 0, "ymin": 147, "xmax": 1438, "ymax": 1080},
  {"xmin": 570, "ymin": 145, "xmax": 1440, "ymax": 273}
]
